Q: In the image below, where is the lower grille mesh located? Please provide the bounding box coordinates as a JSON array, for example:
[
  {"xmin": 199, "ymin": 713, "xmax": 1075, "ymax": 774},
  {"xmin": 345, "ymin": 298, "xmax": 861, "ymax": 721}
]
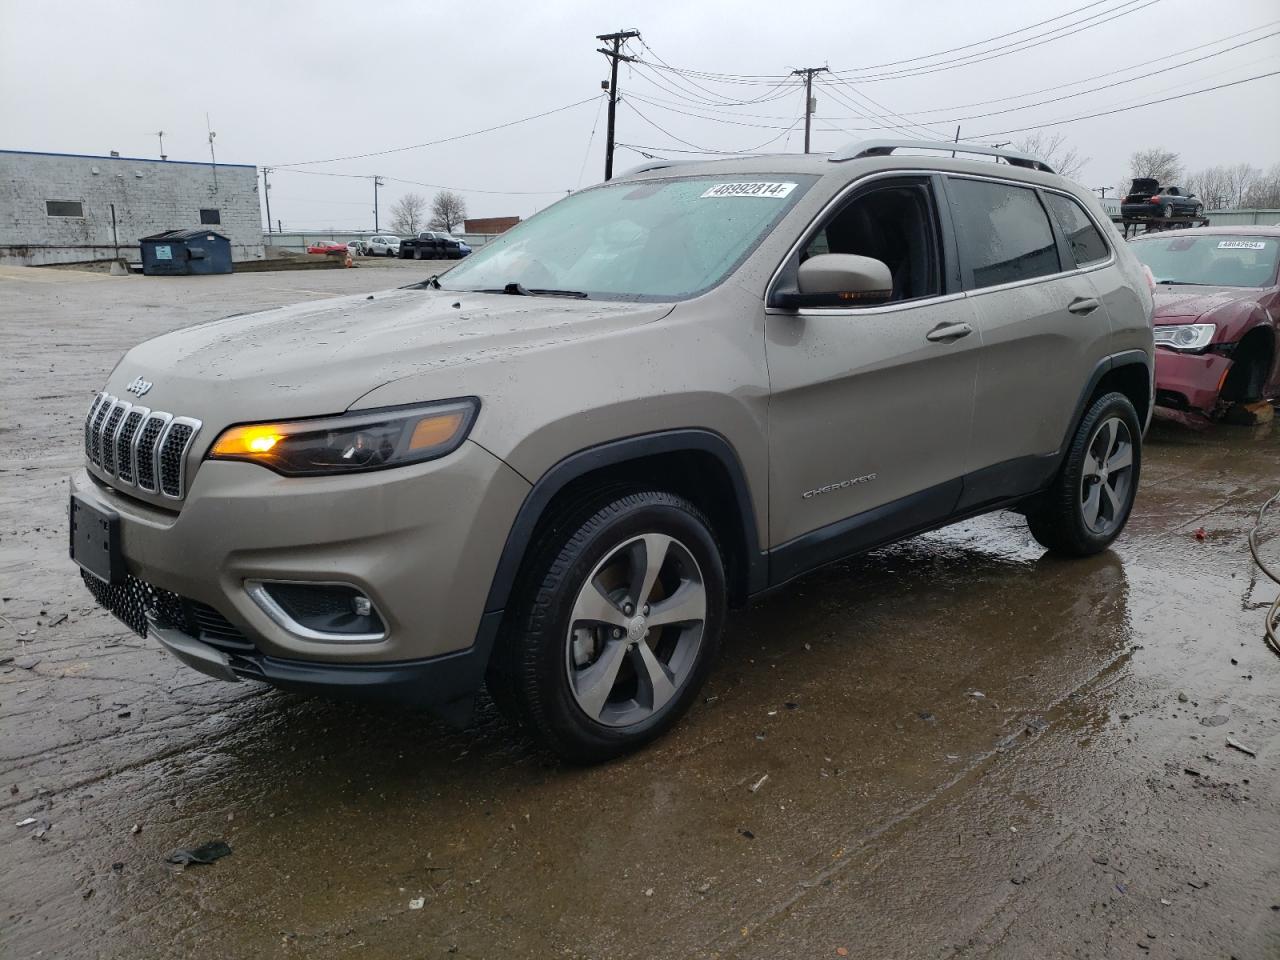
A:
[{"xmin": 80, "ymin": 570, "xmax": 251, "ymax": 652}]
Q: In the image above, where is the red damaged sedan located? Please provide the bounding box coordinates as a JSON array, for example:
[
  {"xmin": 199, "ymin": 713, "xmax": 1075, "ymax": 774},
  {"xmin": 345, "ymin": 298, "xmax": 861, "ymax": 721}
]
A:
[{"xmin": 1129, "ymin": 227, "xmax": 1279, "ymax": 418}]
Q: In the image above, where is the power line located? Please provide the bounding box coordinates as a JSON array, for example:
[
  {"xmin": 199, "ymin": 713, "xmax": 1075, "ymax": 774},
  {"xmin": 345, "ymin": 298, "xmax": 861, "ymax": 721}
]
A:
[
  {"xmin": 891, "ymin": 19, "xmax": 1280, "ymax": 116},
  {"xmin": 975, "ymin": 67, "xmax": 1280, "ymax": 137},
  {"xmin": 831, "ymin": 0, "xmax": 1165, "ymax": 82},
  {"xmin": 271, "ymin": 167, "xmax": 568, "ymax": 196},
  {"xmin": 576, "ymin": 94, "xmax": 608, "ymax": 189},
  {"xmin": 274, "ymin": 96, "xmax": 600, "ymax": 168},
  {"xmin": 619, "ymin": 99, "xmax": 802, "ymax": 156}
]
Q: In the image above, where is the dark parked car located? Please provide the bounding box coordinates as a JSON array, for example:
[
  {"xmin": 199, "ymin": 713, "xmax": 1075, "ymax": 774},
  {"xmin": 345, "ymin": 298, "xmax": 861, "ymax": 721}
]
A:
[
  {"xmin": 1120, "ymin": 178, "xmax": 1203, "ymax": 219},
  {"xmin": 399, "ymin": 231, "xmax": 464, "ymax": 260},
  {"xmin": 1128, "ymin": 227, "xmax": 1280, "ymax": 417}
]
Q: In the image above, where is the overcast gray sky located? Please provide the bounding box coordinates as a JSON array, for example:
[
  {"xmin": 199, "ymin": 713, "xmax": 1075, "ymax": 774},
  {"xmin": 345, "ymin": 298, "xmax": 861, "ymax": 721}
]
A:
[{"xmin": 3, "ymin": 0, "xmax": 1277, "ymax": 230}]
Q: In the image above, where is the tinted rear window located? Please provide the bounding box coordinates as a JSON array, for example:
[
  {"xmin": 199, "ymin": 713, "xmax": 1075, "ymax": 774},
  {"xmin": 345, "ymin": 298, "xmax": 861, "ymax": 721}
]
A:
[
  {"xmin": 1043, "ymin": 192, "xmax": 1109, "ymax": 267},
  {"xmin": 947, "ymin": 178, "xmax": 1061, "ymax": 289}
]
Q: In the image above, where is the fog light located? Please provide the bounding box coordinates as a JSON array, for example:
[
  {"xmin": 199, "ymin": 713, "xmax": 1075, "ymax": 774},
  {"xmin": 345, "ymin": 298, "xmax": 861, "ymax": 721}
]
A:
[{"xmin": 246, "ymin": 580, "xmax": 386, "ymax": 643}]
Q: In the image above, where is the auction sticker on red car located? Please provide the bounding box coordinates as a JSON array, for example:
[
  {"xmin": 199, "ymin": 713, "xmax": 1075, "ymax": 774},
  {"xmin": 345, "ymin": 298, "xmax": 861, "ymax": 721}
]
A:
[
  {"xmin": 1218, "ymin": 240, "xmax": 1268, "ymax": 250},
  {"xmin": 701, "ymin": 182, "xmax": 797, "ymax": 199}
]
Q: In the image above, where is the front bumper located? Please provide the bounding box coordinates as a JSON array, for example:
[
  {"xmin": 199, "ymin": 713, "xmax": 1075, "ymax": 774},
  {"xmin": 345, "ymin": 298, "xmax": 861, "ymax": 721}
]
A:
[
  {"xmin": 1154, "ymin": 347, "xmax": 1232, "ymax": 414},
  {"xmin": 71, "ymin": 439, "xmax": 530, "ymax": 703}
]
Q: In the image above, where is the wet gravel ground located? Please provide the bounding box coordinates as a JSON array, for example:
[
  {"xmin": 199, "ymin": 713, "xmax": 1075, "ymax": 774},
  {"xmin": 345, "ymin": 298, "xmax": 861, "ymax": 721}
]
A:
[{"xmin": 1, "ymin": 262, "xmax": 1278, "ymax": 959}]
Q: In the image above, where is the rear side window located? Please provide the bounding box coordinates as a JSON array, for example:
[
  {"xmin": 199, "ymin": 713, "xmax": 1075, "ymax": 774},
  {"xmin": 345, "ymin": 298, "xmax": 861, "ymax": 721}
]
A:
[
  {"xmin": 1043, "ymin": 193, "xmax": 1110, "ymax": 267},
  {"xmin": 947, "ymin": 178, "xmax": 1061, "ymax": 289}
]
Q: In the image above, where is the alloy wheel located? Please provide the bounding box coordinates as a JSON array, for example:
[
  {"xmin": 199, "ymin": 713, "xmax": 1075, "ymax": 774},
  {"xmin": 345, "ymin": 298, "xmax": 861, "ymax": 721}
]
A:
[
  {"xmin": 1079, "ymin": 416, "xmax": 1134, "ymax": 536},
  {"xmin": 564, "ymin": 533, "xmax": 707, "ymax": 727}
]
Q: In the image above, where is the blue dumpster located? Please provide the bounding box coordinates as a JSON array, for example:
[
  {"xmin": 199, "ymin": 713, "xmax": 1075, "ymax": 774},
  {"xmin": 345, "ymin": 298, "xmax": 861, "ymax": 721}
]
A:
[{"xmin": 139, "ymin": 228, "xmax": 233, "ymax": 276}]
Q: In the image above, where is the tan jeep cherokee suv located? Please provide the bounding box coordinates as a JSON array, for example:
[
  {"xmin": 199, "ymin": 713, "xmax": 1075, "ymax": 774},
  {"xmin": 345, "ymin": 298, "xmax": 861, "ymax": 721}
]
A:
[{"xmin": 71, "ymin": 140, "xmax": 1154, "ymax": 761}]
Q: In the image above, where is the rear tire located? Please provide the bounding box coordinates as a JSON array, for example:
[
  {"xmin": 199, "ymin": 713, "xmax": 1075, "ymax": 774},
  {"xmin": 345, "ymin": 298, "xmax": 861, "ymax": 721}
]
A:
[
  {"xmin": 489, "ymin": 491, "xmax": 726, "ymax": 763},
  {"xmin": 1162, "ymin": 204, "xmax": 1173, "ymax": 218},
  {"xmin": 1027, "ymin": 392, "xmax": 1141, "ymax": 556}
]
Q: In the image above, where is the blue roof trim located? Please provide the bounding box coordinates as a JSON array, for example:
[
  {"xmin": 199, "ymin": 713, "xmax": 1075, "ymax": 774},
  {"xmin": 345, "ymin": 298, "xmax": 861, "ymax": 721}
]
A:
[{"xmin": 0, "ymin": 148, "xmax": 256, "ymax": 169}]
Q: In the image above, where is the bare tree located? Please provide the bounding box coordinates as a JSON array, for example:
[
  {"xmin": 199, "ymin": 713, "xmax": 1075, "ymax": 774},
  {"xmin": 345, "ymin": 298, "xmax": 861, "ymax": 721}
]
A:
[
  {"xmin": 1127, "ymin": 147, "xmax": 1181, "ymax": 186},
  {"xmin": 389, "ymin": 192, "xmax": 427, "ymax": 236},
  {"xmin": 1243, "ymin": 163, "xmax": 1280, "ymax": 208},
  {"xmin": 1224, "ymin": 163, "xmax": 1261, "ymax": 208},
  {"xmin": 1184, "ymin": 166, "xmax": 1232, "ymax": 209},
  {"xmin": 1014, "ymin": 131, "xmax": 1087, "ymax": 182},
  {"xmin": 429, "ymin": 190, "xmax": 468, "ymax": 233}
]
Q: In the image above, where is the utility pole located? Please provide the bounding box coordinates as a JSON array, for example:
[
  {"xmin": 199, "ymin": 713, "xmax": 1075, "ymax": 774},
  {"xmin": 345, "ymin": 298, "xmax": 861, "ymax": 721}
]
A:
[
  {"xmin": 1094, "ymin": 186, "xmax": 1113, "ymax": 199},
  {"xmin": 372, "ymin": 176, "xmax": 384, "ymax": 231},
  {"xmin": 206, "ymin": 114, "xmax": 219, "ymax": 191},
  {"xmin": 262, "ymin": 167, "xmax": 273, "ymax": 234},
  {"xmin": 156, "ymin": 130, "xmax": 166, "ymax": 161},
  {"xmin": 597, "ymin": 29, "xmax": 640, "ymax": 181},
  {"xmin": 791, "ymin": 66, "xmax": 828, "ymax": 154},
  {"xmin": 952, "ymin": 125, "xmax": 961, "ymax": 158}
]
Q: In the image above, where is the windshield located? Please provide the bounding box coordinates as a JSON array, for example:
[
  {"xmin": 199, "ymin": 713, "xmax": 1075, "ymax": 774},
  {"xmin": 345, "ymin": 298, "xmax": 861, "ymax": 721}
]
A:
[
  {"xmin": 439, "ymin": 175, "xmax": 815, "ymax": 300},
  {"xmin": 1131, "ymin": 234, "xmax": 1280, "ymax": 288}
]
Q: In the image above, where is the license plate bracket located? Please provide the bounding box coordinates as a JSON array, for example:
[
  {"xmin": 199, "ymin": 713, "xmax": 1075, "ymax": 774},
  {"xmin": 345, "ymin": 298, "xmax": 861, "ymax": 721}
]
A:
[{"xmin": 70, "ymin": 494, "xmax": 124, "ymax": 585}]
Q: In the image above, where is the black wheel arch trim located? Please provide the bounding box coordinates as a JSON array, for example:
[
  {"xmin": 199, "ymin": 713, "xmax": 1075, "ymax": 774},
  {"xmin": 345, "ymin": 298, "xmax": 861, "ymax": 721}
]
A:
[
  {"xmin": 480, "ymin": 429, "xmax": 767, "ymax": 620},
  {"xmin": 1064, "ymin": 349, "xmax": 1153, "ymax": 457}
]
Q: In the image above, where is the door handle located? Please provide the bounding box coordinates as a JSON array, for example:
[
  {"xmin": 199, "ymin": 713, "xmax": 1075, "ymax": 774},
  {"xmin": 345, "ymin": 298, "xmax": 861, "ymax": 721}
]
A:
[
  {"xmin": 925, "ymin": 321, "xmax": 973, "ymax": 343},
  {"xmin": 1068, "ymin": 297, "xmax": 1100, "ymax": 315}
]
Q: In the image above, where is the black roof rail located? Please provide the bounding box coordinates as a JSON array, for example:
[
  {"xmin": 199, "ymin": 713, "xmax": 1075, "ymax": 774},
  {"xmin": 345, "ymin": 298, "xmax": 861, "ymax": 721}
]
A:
[{"xmin": 830, "ymin": 138, "xmax": 1054, "ymax": 174}]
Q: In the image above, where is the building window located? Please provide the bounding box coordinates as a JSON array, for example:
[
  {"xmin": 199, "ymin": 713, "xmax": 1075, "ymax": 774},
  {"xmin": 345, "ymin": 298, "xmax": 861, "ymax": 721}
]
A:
[
  {"xmin": 46, "ymin": 200, "xmax": 84, "ymax": 218},
  {"xmin": 200, "ymin": 208, "xmax": 221, "ymax": 225}
]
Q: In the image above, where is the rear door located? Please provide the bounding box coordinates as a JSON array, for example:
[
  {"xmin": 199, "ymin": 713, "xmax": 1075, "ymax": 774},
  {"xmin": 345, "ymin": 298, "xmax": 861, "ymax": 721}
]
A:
[
  {"xmin": 765, "ymin": 175, "xmax": 980, "ymax": 549},
  {"xmin": 944, "ymin": 175, "xmax": 1113, "ymax": 505}
]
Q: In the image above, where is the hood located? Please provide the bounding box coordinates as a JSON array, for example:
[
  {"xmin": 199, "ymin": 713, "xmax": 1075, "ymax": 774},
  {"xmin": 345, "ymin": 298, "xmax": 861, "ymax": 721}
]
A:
[
  {"xmin": 1152, "ymin": 285, "xmax": 1255, "ymax": 323},
  {"xmin": 105, "ymin": 287, "xmax": 673, "ymax": 429}
]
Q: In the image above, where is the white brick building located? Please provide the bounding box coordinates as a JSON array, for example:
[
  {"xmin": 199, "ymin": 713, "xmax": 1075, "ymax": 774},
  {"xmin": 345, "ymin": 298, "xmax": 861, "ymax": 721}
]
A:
[{"xmin": 0, "ymin": 149, "xmax": 264, "ymax": 266}]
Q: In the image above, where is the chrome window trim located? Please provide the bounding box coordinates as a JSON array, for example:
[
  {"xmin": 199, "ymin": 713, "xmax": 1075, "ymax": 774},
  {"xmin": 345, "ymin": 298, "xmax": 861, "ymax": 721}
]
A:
[
  {"xmin": 133, "ymin": 412, "xmax": 172, "ymax": 493},
  {"xmin": 942, "ymin": 173, "xmax": 1117, "ymax": 284},
  {"xmin": 116, "ymin": 407, "xmax": 149, "ymax": 483},
  {"xmin": 156, "ymin": 416, "xmax": 202, "ymax": 501},
  {"xmin": 101, "ymin": 399, "xmax": 133, "ymax": 477},
  {"xmin": 245, "ymin": 580, "xmax": 388, "ymax": 644},
  {"xmin": 764, "ymin": 169, "xmax": 1121, "ymax": 316}
]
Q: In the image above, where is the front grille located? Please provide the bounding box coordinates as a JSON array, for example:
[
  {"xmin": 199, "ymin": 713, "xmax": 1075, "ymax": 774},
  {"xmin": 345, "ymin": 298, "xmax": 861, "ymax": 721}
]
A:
[
  {"xmin": 81, "ymin": 569, "xmax": 251, "ymax": 652},
  {"xmin": 83, "ymin": 392, "xmax": 200, "ymax": 500}
]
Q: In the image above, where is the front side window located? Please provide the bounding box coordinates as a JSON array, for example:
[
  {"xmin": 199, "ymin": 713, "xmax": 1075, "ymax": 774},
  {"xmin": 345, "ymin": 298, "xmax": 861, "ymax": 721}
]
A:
[
  {"xmin": 1043, "ymin": 192, "xmax": 1110, "ymax": 268},
  {"xmin": 947, "ymin": 178, "xmax": 1061, "ymax": 289},
  {"xmin": 1130, "ymin": 234, "xmax": 1280, "ymax": 288},
  {"xmin": 440, "ymin": 175, "xmax": 816, "ymax": 301},
  {"xmin": 46, "ymin": 199, "xmax": 84, "ymax": 218},
  {"xmin": 801, "ymin": 181, "xmax": 940, "ymax": 304}
]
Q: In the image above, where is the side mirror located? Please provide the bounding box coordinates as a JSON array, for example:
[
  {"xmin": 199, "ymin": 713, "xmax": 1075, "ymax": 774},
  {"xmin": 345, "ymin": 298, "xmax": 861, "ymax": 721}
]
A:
[{"xmin": 775, "ymin": 253, "xmax": 893, "ymax": 308}]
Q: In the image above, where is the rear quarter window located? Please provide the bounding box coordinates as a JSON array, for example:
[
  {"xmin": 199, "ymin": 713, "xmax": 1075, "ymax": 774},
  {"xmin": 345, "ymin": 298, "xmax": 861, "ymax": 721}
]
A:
[
  {"xmin": 947, "ymin": 178, "xmax": 1061, "ymax": 289},
  {"xmin": 1043, "ymin": 192, "xmax": 1110, "ymax": 267}
]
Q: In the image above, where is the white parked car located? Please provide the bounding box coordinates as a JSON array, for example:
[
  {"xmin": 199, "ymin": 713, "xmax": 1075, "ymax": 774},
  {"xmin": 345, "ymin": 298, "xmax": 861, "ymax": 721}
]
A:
[{"xmin": 366, "ymin": 235, "xmax": 401, "ymax": 257}]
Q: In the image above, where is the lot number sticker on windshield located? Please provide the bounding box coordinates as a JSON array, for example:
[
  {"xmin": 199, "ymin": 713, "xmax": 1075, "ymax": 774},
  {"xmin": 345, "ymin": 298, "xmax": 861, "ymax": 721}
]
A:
[
  {"xmin": 701, "ymin": 182, "xmax": 797, "ymax": 199},
  {"xmin": 1217, "ymin": 240, "xmax": 1267, "ymax": 250}
]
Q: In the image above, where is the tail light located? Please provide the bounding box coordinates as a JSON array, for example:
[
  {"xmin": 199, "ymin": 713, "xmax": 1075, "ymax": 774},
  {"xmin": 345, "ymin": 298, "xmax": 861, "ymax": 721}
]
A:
[
  {"xmin": 1142, "ymin": 264, "xmax": 1156, "ymax": 295},
  {"xmin": 1149, "ymin": 196, "xmax": 1161, "ymax": 203}
]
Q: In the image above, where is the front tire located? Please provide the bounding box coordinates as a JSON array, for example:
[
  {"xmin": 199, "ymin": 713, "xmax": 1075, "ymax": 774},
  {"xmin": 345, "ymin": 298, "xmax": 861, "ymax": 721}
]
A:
[
  {"xmin": 490, "ymin": 491, "xmax": 726, "ymax": 763},
  {"xmin": 1027, "ymin": 392, "xmax": 1141, "ymax": 556}
]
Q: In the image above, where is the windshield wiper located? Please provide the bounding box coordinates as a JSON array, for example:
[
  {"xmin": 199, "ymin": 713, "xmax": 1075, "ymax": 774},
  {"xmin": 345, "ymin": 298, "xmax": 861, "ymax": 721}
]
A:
[
  {"xmin": 402, "ymin": 274, "xmax": 442, "ymax": 290},
  {"xmin": 1155, "ymin": 280, "xmax": 1201, "ymax": 286},
  {"xmin": 478, "ymin": 282, "xmax": 589, "ymax": 299}
]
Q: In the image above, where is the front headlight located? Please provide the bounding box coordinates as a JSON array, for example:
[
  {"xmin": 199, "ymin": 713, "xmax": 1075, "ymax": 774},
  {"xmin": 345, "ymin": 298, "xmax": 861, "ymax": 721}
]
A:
[
  {"xmin": 208, "ymin": 399, "xmax": 478, "ymax": 476},
  {"xmin": 1152, "ymin": 323, "xmax": 1216, "ymax": 351}
]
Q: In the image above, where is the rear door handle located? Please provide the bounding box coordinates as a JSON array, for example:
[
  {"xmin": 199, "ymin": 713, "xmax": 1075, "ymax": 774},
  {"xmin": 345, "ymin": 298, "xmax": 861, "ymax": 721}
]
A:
[
  {"xmin": 1068, "ymin": 297, "xmax": 1100, "ymax": 315},
  {"xmin": 925, "ymin": 321, "xmax": 973, "ymax": 343}
]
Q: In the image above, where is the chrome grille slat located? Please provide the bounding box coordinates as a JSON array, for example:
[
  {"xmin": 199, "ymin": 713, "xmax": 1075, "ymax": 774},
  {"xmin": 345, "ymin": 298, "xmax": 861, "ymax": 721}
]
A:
[
  {"xmin": 115, "ymin": 408, "xmax": 147, "ymax": 484},
  {"xmin": 83, "ymin": 393, "xmax": 200, "ymax": 500},
  {"xmin": 99, "ymin": 401, "xmax": 131, "ymax": 475}
]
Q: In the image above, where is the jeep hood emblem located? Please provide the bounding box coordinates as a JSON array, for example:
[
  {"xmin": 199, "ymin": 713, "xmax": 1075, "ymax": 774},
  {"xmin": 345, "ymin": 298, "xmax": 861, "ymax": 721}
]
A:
[{"xmin": 125, "ymin": 376, "xmax": 153, "ymax": 397}]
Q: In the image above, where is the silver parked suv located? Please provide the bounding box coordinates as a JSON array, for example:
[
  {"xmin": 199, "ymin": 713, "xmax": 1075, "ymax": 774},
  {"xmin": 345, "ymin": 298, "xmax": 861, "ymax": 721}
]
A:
[{"xmin": 71, "ymin": 141, "xmax": 1154, "ymax": 761}]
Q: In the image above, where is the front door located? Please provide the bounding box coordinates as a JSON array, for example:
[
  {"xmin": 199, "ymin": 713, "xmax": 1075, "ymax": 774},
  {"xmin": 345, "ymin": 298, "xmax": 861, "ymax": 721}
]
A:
[{"xmin": 765, "ymin": 176, "xmax": 980, "ymax": 562}]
